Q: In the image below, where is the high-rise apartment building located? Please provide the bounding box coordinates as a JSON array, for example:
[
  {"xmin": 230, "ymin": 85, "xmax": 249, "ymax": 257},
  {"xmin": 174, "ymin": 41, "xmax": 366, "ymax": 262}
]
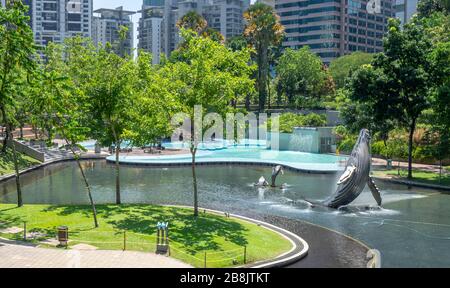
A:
[
  {"xmin": 139, "ymin": 4, "xmax": 164, "ymax": 64},
  {"xmin": 31, "ymin": 0, "xmax": 93, "ymax": 47},
  {"xmin": 276, "ymin": 0, "xmax": 395, "ymax": 63},
  {"xmin": 394, "ymin": 0, "xmax": 418, "ymax": 24},
  {"xmin": 92, "ymin": 7, "xmax": 135, "ymax": 56},
  {"xmin": 2, "ymin": 1, "xmax": 92, "ymax": 48},
  {"xmin": 138, "ymin": 0, "xmax": 250, "ymax": 64}
]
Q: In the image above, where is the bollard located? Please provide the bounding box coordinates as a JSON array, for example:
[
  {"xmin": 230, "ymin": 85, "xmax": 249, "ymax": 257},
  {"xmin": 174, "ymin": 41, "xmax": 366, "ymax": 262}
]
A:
[
  {"xmin": 123, "ymin": 231, "xmax": 126, "ymax": 251},
  {"xmin": 23, "ymin": 222, "xmax": 27, "ymax": 241},
  {"xmin": 244, "ymin": 246, "xmax": 247, "ymax": 264}
]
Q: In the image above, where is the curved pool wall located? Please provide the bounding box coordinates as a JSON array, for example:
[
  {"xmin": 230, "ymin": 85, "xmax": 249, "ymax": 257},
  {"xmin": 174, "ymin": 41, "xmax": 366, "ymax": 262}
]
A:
[
  {"xmin": 1, "ymin": 160, "xmax": 450, "ymax": 268},
  {"xmin": 106, "ymin": 147, "xmax": 346, "ymax": 173}
]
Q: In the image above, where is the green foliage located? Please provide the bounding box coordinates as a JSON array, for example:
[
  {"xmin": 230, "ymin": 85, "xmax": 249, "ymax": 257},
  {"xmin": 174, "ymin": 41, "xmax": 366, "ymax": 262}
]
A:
[
  {"xmin": 226, "ymin": 35, "xmax": 248, "ymax": 51},
  {"xmin": 329, "ymin": 52, "xmax": 374, "ymax": 89},
  {"xmin": 275, "ymin": 47, "xmax": 332, "ymax": 108},
  {"xmin": 418, "ymin": 0, "xmax": 450, "ymax": 18},
  {"xmin": 269, "ymin": 113, "xmax": 327, "ymax": 133},
  {"xmin": 346, "ymin": 18, "xmax": 435, "ymax": 178},
  {"xmin": 0, "ymin": 1, "xmax": 37, "ymax": 137}
]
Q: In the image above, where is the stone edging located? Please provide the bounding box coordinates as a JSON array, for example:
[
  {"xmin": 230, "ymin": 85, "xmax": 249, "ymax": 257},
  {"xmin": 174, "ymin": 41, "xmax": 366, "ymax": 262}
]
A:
[{"xmin": 169, "ymin": 205, "xmax": 309, "ymax": 268}]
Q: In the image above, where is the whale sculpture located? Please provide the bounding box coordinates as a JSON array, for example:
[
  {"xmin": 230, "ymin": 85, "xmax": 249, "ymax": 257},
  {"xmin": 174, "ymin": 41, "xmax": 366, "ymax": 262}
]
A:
[
  {"xmin": 271, "ymin": 165, "xmax": 284, "ymax": 187},
  {"xmin": 307, "ymin": 129, "xmax": 382, "ymax": 209}
]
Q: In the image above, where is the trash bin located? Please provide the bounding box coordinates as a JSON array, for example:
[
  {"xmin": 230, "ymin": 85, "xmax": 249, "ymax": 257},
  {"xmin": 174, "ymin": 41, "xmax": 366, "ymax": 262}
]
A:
[
  {"xmin": 387, "ymin": 159, "xmax": 393, "ymax": 170},
  {"xmin": 58, "ymin": 226, "xmax": 69, "ymax": 247}
]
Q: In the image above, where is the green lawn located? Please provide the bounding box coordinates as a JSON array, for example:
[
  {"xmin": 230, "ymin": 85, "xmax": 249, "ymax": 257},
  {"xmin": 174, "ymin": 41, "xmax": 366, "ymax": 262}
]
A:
[
  {"xmin": 374, "ymin": 169, "xmax": 450, "ymax": 187},
  {"xmin": 0, "ymin": 147, "xmax": 41, "ymax": 176},
  {"xmin": 0, "ymin": 204, "xmax": 292, "ymax": 268}
]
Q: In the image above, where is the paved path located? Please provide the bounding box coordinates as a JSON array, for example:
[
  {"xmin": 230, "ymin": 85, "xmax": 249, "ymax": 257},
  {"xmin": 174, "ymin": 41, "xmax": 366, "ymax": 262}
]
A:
[
  {"xmin": 372, "ymin": 157, "xmax": 448, "ymax": 174},
  {"xmin": 0, "ymin": 240, "xmax": 191, "ymax": 268}
]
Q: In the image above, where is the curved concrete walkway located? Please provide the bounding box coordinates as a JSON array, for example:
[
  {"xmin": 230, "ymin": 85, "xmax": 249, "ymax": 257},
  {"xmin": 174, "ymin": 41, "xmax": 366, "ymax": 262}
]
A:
[{"xmin": 0, "ymin": 239, "xmax": 191, "ymax": 268}]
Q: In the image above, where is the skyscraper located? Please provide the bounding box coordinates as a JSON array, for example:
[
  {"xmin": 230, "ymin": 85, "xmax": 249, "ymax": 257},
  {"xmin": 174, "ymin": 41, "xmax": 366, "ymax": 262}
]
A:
[
  {"xmin": 276, "ymin": 0, "xmax": 395, "ymax": 63},
  {"xmin": 93, "ymin": 7, "xmax": 135, "ymax": 56},
  {"xmin": 138, "ymin": 0, "xmax": 250, "ymax": 64},
  {"xmin": 31, "ymin": 0, "xmax": 93, "ymax": 47},
  {"xmin": 394, "ymin": 0, "xmax": 418, "ymax": 24}
]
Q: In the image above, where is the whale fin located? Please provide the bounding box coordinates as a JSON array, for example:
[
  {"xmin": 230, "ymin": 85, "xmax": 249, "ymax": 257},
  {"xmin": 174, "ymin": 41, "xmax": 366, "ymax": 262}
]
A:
[
  {"xmin": 367, "ymin": 177, "xmax": 382, "ymax": 206},
  {"xmin": 337, "ymin": 164, "xmax": 357, "ymax": 185}
]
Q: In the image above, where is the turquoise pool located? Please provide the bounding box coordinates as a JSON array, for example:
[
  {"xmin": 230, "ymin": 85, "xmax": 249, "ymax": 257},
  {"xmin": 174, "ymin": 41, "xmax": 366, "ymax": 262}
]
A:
[{"xmin": 107, "ymin": 145, "xmax": 346, "ymax": 173}]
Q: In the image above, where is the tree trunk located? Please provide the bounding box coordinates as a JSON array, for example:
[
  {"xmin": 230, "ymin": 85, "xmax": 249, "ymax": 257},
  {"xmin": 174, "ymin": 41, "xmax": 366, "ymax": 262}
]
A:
[
  {"xmin": 267, "ymin": 77, "xmax": 271, "ymax": 110},
  {"xmin": 115, "ymin": 141, "xmax": 121, "ymax": 205},
  {"xmin": 19, "ymin": 126, "xmax": 23, "ymax": 139},
  {"xmin": 407, "ymin": 119, "xmax": 417, "ymax": 180},
  {"xmin": 9, "ymin": 133, "xmax": 23, "ymax": 207},
  {"xmin": 258, "ymin": 44, "xmax": 269, "ymax": 112},
  {"xmin": 57, "ymin": 120, "xmax": 99, "ymax": 228},
  {"xmin": 191, "ymin": 148, "xmax": 199, "ymax": 217},
  {"xmin": 245, "ymin": 94, "xmax": 250, "ymax": 111},
  {"xmin": 1, "ymin": 105, "xmax": 9, "ymax": 154},
  {"xmin": 76, "ymin": 159, "xmax": 99, "ymax": 228}
]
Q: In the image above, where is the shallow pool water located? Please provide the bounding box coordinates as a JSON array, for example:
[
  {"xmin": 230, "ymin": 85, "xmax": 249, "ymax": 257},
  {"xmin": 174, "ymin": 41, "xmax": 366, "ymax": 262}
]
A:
[
  {"xmin": 1, "ymin": 161, "xmax": 449, "ymax": 268},
  {"xmin": 111, "ymin": 147, "xmax": 347, "ymax": 172}
]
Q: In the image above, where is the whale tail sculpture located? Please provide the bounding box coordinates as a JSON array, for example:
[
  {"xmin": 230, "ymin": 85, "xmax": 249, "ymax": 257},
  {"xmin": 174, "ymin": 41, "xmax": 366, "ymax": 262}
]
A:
[
  {"xmin": 307, "ymin": 129, "xmax": 382, "ymax": 209},
  {"xmin": 271, "ymin": 165, "xmax": 284, "ymax": 187}
]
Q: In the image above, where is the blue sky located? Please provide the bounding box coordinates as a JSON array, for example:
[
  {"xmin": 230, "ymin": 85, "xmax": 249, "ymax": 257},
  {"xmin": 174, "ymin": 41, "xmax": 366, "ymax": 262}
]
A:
[{"xmin": 93, "ymin": 0, "xmax": 257, "ymax": 49}]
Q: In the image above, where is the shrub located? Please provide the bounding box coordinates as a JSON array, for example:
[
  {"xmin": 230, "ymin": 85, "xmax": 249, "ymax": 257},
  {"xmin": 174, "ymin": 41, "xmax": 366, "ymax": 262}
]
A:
[{"xmin": 270, "ymin": 113, "xmax": 328, "ymax": 133}]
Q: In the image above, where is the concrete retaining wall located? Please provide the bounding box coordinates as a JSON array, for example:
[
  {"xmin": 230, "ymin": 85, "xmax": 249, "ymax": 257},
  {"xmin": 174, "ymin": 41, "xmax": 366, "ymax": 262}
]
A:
[{"xmin": 6, "ymin": 140, "xmax": 45, "ymax": 162}]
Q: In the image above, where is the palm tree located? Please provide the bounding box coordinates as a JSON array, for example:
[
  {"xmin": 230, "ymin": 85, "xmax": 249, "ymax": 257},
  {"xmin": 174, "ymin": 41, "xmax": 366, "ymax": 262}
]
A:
[
  {"xmin": 244, "ymin": 3, "xmax": 284, "ymax": 112},
  {"xmin": 176, "ymin": 11, "xmax": 208, "ymax": 35}
]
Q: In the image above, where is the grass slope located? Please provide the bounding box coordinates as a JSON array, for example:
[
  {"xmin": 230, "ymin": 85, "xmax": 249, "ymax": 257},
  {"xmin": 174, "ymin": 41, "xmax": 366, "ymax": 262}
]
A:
[
  {"xmin": 0, "ymin": 204, "xmax": 293, "ymax": 268},
  {"xmin": 0, "ymin": 147, "xmax": 41, "ymax": 176}
]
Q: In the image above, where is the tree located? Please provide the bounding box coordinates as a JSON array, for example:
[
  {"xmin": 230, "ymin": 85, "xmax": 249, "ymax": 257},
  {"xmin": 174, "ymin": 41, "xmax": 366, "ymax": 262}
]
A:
[
  {"xmin": 164, "ymin": 30, "xmax": 254, "ymax": 216},
  {"xmin": 31, "ymin": 42, "xmax": 99, "ymax": 227},
  {"xmin": 275, "ymin": 47, "xmax": 330, "ymax": 108},
  {"xmin": 418, "ymin": 0, "xmax": 450, "ymax": 18},
  {"xmin": 201, "ymin": 27, "xmax": 224, "ymax": 44},
  {"xmin": 125, "ymin": 52, "xmax": 177, "ymax": 148},
  {"xmin": 0, "ymin": 1, "xmax": 37, "ymax": 207},
  {"xmin": 88, "ymin": 45, "xmax": 137, "ymax": 205},
  {"xmin": 347, "ymin": 18, "xmax": 434, "ymax": 179},
  {"xmin": 329, "ymin": 52, "xmax": 374, "ymax": 89},
  {"xmin": 244, "ymin": 3, "xmax": 284, "ymax": 112},
  {"xmin": 176, "ymin": 11, "xmax": 208, "ymax": 35},
  {"xmin": 226, "ymin": 36, "xmax": 248, "ymax": 51}
]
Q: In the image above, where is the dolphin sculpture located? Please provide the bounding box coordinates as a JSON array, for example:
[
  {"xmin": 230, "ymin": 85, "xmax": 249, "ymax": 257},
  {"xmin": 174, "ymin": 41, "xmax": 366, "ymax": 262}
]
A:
[
  {"xmin": 306, "ymin": 129, "xmax": 382, "ymax": 209},
  {"xmin": 271, "ymin": 165, "xmax": 284, "ymax": 187}
]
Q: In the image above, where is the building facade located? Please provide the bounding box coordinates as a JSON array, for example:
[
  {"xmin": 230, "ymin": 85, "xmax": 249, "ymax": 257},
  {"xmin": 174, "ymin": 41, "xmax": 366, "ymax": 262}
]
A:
[
  {"xmin": 138, "ymin": 0, "xmax": 250, "ymax": 64},
  {"xmin": 92, "ymin": 7, "xmax": 135, "ymax": 56},
  {"xmin": 138, "ymin": 5, "xmax": 164, "ymax": 64},
  {"xmin": 394, "ymin": 0, "xmax": 418, "ymax": 24},
  {"xmin": 31, "ymin": 0, "xmax": 92, "ymax": 47},
  {"xmin": 276, "ymin": 0, "xmax": 395, "ymax": 63}
]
